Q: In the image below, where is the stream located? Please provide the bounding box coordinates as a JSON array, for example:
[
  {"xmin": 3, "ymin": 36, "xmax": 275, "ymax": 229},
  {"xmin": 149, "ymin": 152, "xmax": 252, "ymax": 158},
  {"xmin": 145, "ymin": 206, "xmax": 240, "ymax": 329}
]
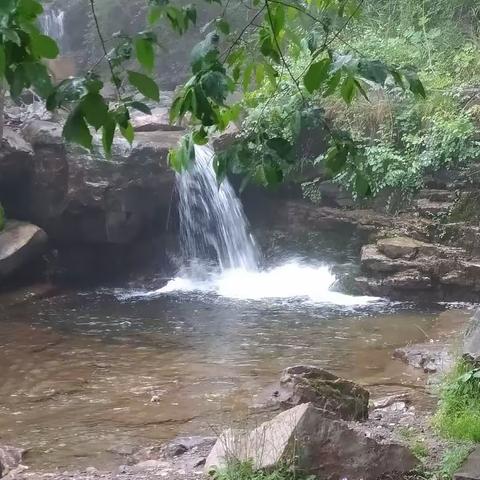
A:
[{"xmin": 0, "ymin": 146, "xmax": 473, "ymax": 471}]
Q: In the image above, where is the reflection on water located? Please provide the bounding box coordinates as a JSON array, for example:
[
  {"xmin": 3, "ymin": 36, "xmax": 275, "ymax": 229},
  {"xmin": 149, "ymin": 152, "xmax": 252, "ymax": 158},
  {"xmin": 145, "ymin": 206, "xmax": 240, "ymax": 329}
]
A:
[{"xmin": 0, "ymin": 287, "xmax": 471, "ymax": 471}]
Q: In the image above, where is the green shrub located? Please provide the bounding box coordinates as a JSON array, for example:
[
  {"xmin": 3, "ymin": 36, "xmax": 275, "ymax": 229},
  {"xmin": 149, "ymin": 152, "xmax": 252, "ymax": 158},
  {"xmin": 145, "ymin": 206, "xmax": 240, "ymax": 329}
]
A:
[{"xmin": 433, "ymin": 360, "xmax": 480, "ymax": 442}]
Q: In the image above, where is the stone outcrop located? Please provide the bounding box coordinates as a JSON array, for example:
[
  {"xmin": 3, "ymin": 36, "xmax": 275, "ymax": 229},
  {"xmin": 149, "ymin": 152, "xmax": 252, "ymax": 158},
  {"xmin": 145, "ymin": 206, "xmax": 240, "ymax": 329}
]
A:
[
  {"xmin": 205, "ymin": 403, "xmax": 418, "ymax": 479},
  {"xmin": 131, "ymin": 107, "xmax": 184, "ymax": 132},
  {"xmin": 0, "ymin": 221, "xmax": 48, "ymax": 279},
  {"xmin": 454, "ymin": 446, "xmax": 480, "ymax": 480},
  {"xmin": 0, "ymin": 119, "xmax": 186, "ymax": 281},
  {"xmin": 260, "ymin": 365, "xmax": 369, "ymax": 421},
  {"xmin": 356, "ymin": 236, "xmax": 480, "ymax": 300},
  {"xmin": 464, "ymin": 309, "xmax": 480, "ymax": 365},
  {"xmin": 20, "ymin": 120, "xmax": 181, "ymax": 245},
  {"xmin": 0, "ymin": 445, "xmax": 24, "ymax": 478}
]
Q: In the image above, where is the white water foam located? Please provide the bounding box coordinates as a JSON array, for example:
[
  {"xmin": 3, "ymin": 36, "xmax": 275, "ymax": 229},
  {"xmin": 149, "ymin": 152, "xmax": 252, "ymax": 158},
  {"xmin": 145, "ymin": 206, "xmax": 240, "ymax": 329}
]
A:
[
  {"xmin": 126, "ymin": 261, "xmax": 380, "ymax": 306},
  {"xmin": 118, "ymin": 145, "xmax": 380, "ymax": 306}
]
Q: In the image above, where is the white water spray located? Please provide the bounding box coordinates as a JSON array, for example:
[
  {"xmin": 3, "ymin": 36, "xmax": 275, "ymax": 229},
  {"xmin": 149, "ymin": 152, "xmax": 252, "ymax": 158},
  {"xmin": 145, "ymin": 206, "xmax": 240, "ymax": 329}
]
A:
[
  {"xmin": 131, "ymin": 145, "xmax": 379, "ymax": 306},
  {"xmin": 177, "ymin": 145, "xmax": 259, "ymax": 272}
]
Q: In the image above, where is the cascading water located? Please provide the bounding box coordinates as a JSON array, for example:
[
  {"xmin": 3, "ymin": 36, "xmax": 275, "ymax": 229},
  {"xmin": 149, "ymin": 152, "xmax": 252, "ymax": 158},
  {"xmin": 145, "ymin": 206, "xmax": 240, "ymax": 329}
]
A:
[
  {"xmin": 177, "ymin": 145, "xmax": 259, "ymax": 272},
  {"xmin": 128, "ymin": 144, "xmax": 379, "ymax": 306},
  {"xmin": 40, "ymin": 7, "xmax": 66, "ymax": 48}
]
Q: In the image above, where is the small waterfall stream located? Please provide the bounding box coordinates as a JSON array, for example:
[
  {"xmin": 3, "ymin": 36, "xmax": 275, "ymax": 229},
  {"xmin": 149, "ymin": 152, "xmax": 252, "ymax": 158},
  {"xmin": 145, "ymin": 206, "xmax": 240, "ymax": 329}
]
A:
[
  {"xmin": 40, "ymin": 7, "xmax": 66, "ymax": 49},
  {"xmin": 177, "ymin": 145, "xmax": 259, "ymax": 272},
  {"xmin": 132, "ymin": 145, "xmax": 379, "ymax": 305}
]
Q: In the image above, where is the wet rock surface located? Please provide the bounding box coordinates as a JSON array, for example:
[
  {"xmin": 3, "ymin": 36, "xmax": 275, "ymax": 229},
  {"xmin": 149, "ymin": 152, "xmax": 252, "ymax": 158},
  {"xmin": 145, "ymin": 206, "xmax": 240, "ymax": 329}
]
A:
[
  {"xmin": 0, "ymin": 221, "xmax": 48, "ymax": 280},
  {"xmin": 258, "ymin": 365, "xmax": 369, "ymax": 421},
  {"xmin": 0, "ymin": 119, "xmax": 185, "ymax": 281},
  {"xmin": 393, "ymin": 342, "xmax": 454, "ymax": 374},
  {"xmin": 0, "ymin": 445, "xmax": 24, "ymax": 478},
  {"xmin": 9, "ymin": 437, "xmax": 215, "ymax": 480},
  {"xmin": 357, "ymin": 235, "xmax": 480, "ymax": 300}
]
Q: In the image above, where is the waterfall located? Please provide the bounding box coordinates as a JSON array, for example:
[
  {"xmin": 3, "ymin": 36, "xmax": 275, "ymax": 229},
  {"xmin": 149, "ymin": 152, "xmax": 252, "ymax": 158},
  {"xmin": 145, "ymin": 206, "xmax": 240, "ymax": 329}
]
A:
[
  {"xmin": 122, "ymin": 144, "xmax": 379, "ymax": 305},
  {"xmin": 177, "ymin": 145, "xmax": 259, "ymax": 272},
  {"xmin": 40, "ymin": 7, "xmax": 65, "ymax": 47}
]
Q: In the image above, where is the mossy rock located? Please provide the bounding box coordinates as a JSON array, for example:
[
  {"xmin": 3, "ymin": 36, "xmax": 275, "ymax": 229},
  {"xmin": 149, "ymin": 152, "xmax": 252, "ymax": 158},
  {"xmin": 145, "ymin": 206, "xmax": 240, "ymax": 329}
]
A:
[
  {"xmin": 279, "ymin": 365, "xmax": 370, "ymax": 421},
  {"xmin": 449, "ymin": 191, "xmax": 480, "ymax": 224}
]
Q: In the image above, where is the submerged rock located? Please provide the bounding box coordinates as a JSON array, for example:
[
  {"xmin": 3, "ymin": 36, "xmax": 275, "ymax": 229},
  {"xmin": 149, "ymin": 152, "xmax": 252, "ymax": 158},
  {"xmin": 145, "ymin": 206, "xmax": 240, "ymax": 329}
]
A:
[
  {"xmin": 205, "ymin": 403, "xmax": 418, "ymax": 479},
  {"xmin": 393, "ymin": 342, "xmax": 453, "ymax": 374},
  {"xmin": 0, "ymin": 445, "xmax": 24, "ymax": 478},
  {"xmin": 0, "ymin": 221, "xmax": 48, "ymax": 280}
]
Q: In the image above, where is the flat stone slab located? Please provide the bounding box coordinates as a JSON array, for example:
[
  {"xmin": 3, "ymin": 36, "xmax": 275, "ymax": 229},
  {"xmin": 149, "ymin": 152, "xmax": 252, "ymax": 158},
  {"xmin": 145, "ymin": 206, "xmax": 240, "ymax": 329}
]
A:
[{"xmin": 454, "ymin": 446, "xmax": 480, "ymax": 480}]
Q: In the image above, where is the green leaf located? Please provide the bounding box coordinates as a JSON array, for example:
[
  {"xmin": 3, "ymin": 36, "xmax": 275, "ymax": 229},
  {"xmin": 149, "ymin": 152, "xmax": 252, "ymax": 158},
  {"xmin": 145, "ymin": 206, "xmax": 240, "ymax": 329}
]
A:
[
  {"xmin": 264, "ymin": 161, "xmax": 283, "ymax": 186},
  {"xmin": 23, "ymin": 62, "xmax": 53, "ymax": 97},
  {"xmin": 404, "ymin": 70, "xmax": 426, "ymax": 98},
  {"xmin": 325, "ymin": 146, "xmax": 347, "ymax": 174},
  {"xmin": 4, "ymin": 29, "xmax": 21, "ymax": 46},
  {"xmin": 63, "ymin": 108, "xmax": 93, "ymax": 150},
  {"xmin": 134, "ymin": 37, "xmax": 155, "ymax": 71},
  {"xmin": 120, "ymin": 122, "xmax": 135, "ymax": 145},
  {"xmin": 201, "ymin": 71, "xmax": 228, "ymax": 104},
  {"xmin": 0, "ymin": 46, "xmax": 5, "ymax": 78},
  {"xmin": 127, "ymin": 70, "xmax": 159, "ymax": 101},
  {"xmin": 102, "ymin": 116, "xmax": 116, "ymax": 157},
  {"xmin": 304, "ymin": 58, "xmax": 331, "ymax": 93},
  {"xmin": 341, "ymin": 75, "xmax": 356, "ymax": 104},
  {"xmin": 267, "ymin": 137, "xmax": 292, "ymax": 157},
  {"xmin": 17, "ymin": 0, "xmax": 43, "ymax": 18},
  {"xmin": 355, "ymin": 172, "xmax": 371, "ymax": 197},
  {"xmin": 0, "ymin": 0, "xmax": 15, "ymax": 15},
  {"xmin": 193, "ymin": 127, "xmax": 208, "ymax": 145},
  {"xmin": 8, "ymin": 64, "xmax": 29, "ymax": 99},
  {"xmin": 129, "ymin": 101, "xmax": 152, "ymax": 114},
  {"xmin": 216, "ymin": 18, "xmax": 230, "ymax": 35},
  {"xmin": 30, "ymin": 34, "xmax": 59, "ymax": 59},
  {"xmin": 81, "ymin": 93, "xmax": 109, "ymax": 130}
]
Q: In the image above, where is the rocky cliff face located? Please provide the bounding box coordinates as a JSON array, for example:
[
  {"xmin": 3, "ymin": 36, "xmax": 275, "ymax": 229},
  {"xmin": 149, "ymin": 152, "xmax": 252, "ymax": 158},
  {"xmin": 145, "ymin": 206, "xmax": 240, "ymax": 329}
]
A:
[{"xmin": 0, "ymin": 113, "xmax": 183, "ymax": 284}]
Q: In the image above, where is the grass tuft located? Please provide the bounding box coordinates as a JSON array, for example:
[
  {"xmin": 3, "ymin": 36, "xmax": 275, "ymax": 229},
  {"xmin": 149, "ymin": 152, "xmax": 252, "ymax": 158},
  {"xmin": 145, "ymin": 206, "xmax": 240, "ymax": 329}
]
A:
[
  {"xmin": 209, "ymin": 461, "xmax": 315, "ymax": 480},
  {"xmin": 433, "ymin": 360, "xmax": 480, "ymax": 442}
]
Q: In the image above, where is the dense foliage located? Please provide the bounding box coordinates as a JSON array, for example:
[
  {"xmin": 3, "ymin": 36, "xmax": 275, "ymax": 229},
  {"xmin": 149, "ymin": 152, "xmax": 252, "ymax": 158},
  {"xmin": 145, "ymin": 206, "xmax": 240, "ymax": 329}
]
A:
[
  {"xmin": 0, "ymin": 0, "xmax": 426, "ymax": 196},
  {"xmin": 233, "ymin": 0, "xmax": 480, "ymax": 199}
]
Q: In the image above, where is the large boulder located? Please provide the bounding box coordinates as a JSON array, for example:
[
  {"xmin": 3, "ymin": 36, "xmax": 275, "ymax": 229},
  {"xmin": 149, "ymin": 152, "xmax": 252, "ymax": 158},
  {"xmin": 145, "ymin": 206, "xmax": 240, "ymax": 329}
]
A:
[
  {"xmin": 205, "ymin": 403, "xmax": 417, "ymax": 480},
  {"xmin": 131, "ymin": 107, "xmax": 185, "ymax": 132},
  {"xmin": 271, "ymin": 365, "xmax": 369, "ymax": 421},
  {"xmin": 0, "ymin": 128, "xmax": 34, "ymax": 218},
  {"xmin": 0, "ymin": 445, "xmax": 24, "ymax": 478},
  {"xmin": 0, "ymin": 221, "xmax": 48, "ymax": 279},
  {"xmin": 20, "ymin": 120, "xmax": 182, "ymax": 245}
]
